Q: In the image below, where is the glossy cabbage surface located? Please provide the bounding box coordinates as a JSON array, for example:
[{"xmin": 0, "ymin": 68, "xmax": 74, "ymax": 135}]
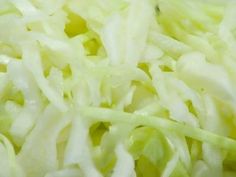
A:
[{"xmin": 1, "ymin": 0, "xmax": 236, "ymax": 177}]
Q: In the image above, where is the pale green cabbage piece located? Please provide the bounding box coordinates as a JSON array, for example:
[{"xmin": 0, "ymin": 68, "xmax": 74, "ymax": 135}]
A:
[{"xmin": 1, "ymin": 0, "xmax": 236, "ymax": 177}]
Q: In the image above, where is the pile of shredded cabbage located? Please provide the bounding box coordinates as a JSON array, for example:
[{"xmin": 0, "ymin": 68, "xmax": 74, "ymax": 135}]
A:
[{"xmin": 1, "ymin": 0, "xmax": 236, "ymax": 176}]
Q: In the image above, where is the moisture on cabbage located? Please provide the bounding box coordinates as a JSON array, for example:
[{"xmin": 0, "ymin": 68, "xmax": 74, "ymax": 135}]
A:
[{"xmin": 1, "ymin": 0, "xmax": 236, "ymax": 177}]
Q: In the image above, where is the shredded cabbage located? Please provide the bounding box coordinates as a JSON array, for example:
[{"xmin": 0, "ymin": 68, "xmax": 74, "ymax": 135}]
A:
[{"xmin": 1, "ymin": 0, "xmax": 236, "ymax": 176}]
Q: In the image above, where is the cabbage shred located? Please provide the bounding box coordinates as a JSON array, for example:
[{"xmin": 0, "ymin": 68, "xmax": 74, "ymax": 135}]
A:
[{"xmin": 1, "ymin": 0, "xmax": 236, "ymax": 177}]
